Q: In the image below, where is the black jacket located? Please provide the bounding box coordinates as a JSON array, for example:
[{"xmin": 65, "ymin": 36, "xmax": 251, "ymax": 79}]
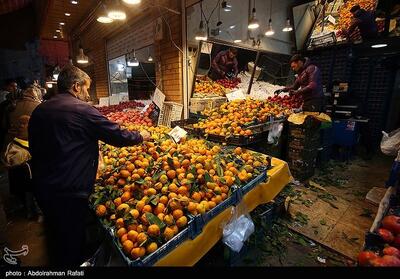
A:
[{"xmin": 28, "ymin": 93, "xmax": 143, "ymax": 199}]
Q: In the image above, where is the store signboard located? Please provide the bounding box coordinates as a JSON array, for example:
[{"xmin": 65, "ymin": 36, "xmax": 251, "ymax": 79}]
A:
[
  {"xmin": 152, "ymin": 88, "xmax": 165, "ymax": 109},
  {"xmin": 201, "ymin": 42, "xmax": 213, "ymax": 54},
  {"xmin": 98, "ymin": 97, "xmax": 109, "ymax": 107},
  {"xmin": 226, "ymin": 89, "xmax": 246, "ymax": 101}
]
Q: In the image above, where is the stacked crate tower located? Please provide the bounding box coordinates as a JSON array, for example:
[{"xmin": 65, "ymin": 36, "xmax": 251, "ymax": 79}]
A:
[{"xmin": 287, "ymin": 117, "xmax": 321, "ymax": 181}]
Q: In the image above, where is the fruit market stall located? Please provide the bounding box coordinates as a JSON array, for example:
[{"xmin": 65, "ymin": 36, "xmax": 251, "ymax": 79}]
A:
[
  {"xmin": 189, "ymin": 40, "xmax": 291, "ymax": 115},
  {"xmin": 89, "ymin": 103, "xmax": 292, "ymax": 266}
]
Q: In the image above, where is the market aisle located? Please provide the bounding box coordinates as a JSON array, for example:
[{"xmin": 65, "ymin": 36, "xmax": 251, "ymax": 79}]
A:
[{"xmin": 285, "ymin": 155, "xmax": 393, "ymax": 260}]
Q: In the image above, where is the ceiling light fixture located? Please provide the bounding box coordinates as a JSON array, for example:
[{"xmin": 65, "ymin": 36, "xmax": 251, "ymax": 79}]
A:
[
  {"xmin": 53, "ymin": 35, "xmax": 58, "ymax": 39},
  {"xmin": 71, "ymin": 0, "xmax": 78, "ymax": 4},
  {"xmin": 229, "ymin": 25, "xmax": 235, "ymax": 29},
  {"xmin": 248, "ymin": 0, "xmax": 259, "ymax": 29},
  {"xmin": 265, "ymin": 0, "xmax": 274, "ymax": 36},
  {"xmin": 97, "ymin": 4, "xmax": 114, "ymax": 23},
  {"xmin": 76, "ymin": 46, "xmax": 89, "ymax": 64},
  {"xmin": 221, "ymin": 1, "xmax": 231, "ymax": 12},
  {"xmin": 56, "ymin": 29, "xmax": 61, "ymax": 33},
  {"xmin": 147, "ymin": 47, "xmax": 153, "ymax": 62},
  {"xmin": 195, "ymin": 1, "xmax": 207, "ymax": 41},
  {"xmin": 60, "ymin": 22, "xmax": 65, "ymax": 25},
  {"xmin": 371, "ymin": 43, "xmax": 387, "ymax": 48},
  {"xmin": 52, "ymin": 66, "xmax": 61, "ymax": 80},
  {"xmin": 282, "ymin": 18, "xmax": 293, "ymax": 32},
  {"xmin": 195, "ymin": 20, "xmax": 207, "ymax": 41},
  {"xmin": 108, "ymin": 0, "xmax": 127, "ymax": 20},
  {"xmin": 234, "ymin": 39, "xmax": 242, "ymax": 43},
  {"xmin": 122, "ymin": 0, "xmax": 141, "ymax": 4},
  {"xmin": 127, "ymin": 50, "xmax": 139, "ymax": 67},
  {"xmin": 65, "ymin": 13, "xmax": 71, "ymax": 16}
]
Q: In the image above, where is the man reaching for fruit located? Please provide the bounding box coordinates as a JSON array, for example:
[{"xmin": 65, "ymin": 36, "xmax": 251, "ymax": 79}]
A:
[
  {"xmin": 275, "ymin": 54, "xmax": 323, "ymax": 112},
  {"xmin": 28, "ymin": 65, "xmax": 150, "ymax": 267},
  {"xmin": 210, "ymin": 47, "xmax": 239, "ymax": 81}
]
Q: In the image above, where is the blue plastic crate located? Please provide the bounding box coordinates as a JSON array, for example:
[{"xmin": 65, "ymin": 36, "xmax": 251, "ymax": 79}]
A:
[
  {"xmin": 100, "ymin": 216, "xmax": 193, "ymax": 266},
  {"xmin": 239, "ymin": 168, "xmax": 268, "ymax": 196},
  {"xmin": 332, "ymin": 120, "xmax": 359, "ymax": 146},
  {"xmin": 190, "ymin": 185, "xmax": 240, "ymax": 235}
]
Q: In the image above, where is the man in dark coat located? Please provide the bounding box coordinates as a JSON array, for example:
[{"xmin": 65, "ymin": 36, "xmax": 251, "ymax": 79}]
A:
[
  {"xmin": 28, "ymin": 65, "xmax": 150, "ymax": 267},
  {"xmin": 346, "ymin": 5, "xmax": 378, "ymax": 42}
]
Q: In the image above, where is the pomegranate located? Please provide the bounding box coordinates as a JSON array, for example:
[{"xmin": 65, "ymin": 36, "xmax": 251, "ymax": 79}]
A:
[
  {"xmin": 382, "ymin": 215, "xmax": 400, "ymax": 234},
  {"xmin": 393, "ymin": 235, "xmax": 400, "ymax": 248},
  {"xmin": 381, "ymin": 255, "xmax": 400, "ymax": 266},
  {"xmin": 383, "ymin": 246, "xmax": 400, "ymax": 258},
  {"xmin": 358, "ymin": 251, "xmax": 378, "ymax": 266},
  {"xmin": 378, "ymin": 228, "xmax": 395, "ymax": 243}
]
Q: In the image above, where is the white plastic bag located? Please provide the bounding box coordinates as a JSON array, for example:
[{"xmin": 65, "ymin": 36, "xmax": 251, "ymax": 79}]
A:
[
  {"xmin": 222, "ymin": 207, "xmax": 255, "ymax": 253},
  {"xmin": 268, "ymin": 123, "xmax": 283, "ymax": 145},
  {"xmin": 381, "ymin": 128, "xmax": 400, "ymax": 156}
]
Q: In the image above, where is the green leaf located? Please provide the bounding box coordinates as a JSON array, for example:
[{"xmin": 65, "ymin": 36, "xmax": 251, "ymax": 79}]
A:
[
  {"xmin": 149, "ymin": 194, "xmax": 161, "ymax": 206},
  {"xmin": 167, "ymin": 157, "xmax": 174, "ymax": 168},
  {"xmin": 136, "ymin": 179, "xmax": 145, "ymax": 185},
  {"xmin": 216, "ymin": 163, "xmax": 224, "ymax": 177},
  {"xmin": 234, "ymin": 176, "xmax": 242, "ymax": 186},
  {"xmin": 219, "ymin": 177, "xmax": 226, "ymax": 184},
  {"xmin": 152, "ymin": 171, "xmax": 166, "ymax": 182},
  {"xmin": 145, "ymin": 212, "xmax": 166, "ymax": 230},
  {"xmin": 156, "ymin": 146, "xmax": 162, "ymax": 153},
  {"xmin": 204, "ymin": 172, "xmax": 213, "ymax": 183}
]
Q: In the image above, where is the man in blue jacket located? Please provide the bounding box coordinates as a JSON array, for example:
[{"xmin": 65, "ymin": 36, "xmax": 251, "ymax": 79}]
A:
[
  {"xmin": 276, "ymin": 54, "xmax": 324, "ymax": 112},
  {"xmin": 28, "ymin": 65, "xmax": 150, "ymax": 267}
]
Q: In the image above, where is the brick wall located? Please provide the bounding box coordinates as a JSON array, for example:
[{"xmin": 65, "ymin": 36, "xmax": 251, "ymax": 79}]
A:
[
  {"xmin": 155, "ymin": 0, "xmax": 183, "ymax": 103},
  {"xmin": 71, "ymin": 0, "xmax": 183, "ymax": 103}
]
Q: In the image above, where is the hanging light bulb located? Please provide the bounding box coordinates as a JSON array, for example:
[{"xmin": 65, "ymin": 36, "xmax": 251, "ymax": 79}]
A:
[
  {"xmin": 108, "ymin": 1, "xmax": 126, "ymax": 20},
  {"xmin": 234, "ymin": 39, "xmax": 242, "ymax": 43},
  {"xmin": 282, "ymin": 18, "xmax": 293, "ymax": 32},
  {"xmin": 147, "ymin": 55, "xmax": 153, "ymax": 62},
  {"xmin": 77, "ymin": 47, "xmax": 89, "ymax": 64},
  {"xmin": 122, "ymin": 0, "xmax": 141, "ymax": 4},
  {"xmin": 248, "ymin": 8, "xmax": 259, "ymax": 29},
  {"xmin": 97, "ymin": 3, "xmax": 114, "ymax": 23},
  {"xmin": 221, "ymin": 1, "xmax": 231, "ymax": 12},
  {"xmin": 52, "ymin": 66, "xmax": 61, "ymax": 81},
  {"xmin": 265, "ymin": 19, "xmax": 274, "ymax": 36},
  {"xmin": 127, "ymin": 50, "xmax": 139, "ymax": 67},
  {"xmin": 195, "ymin": 20, "xmax": 207, "ymax": 41}
]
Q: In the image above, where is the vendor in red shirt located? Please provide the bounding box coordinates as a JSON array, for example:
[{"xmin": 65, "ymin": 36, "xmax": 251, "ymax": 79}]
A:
[
  {"xmin": 276, "ymin": 54, "xmax": 323, "ymax": 112},
  {"xmin": 209, "ymin": 47, "xmax": 239, "ymax": 80}
]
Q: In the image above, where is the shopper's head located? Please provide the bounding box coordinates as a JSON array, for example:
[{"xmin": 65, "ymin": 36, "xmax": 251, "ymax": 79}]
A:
[
  {"xmin": 3, "ymin": 79, "xmax": 18, "ymax": 93},
  {"xmin": 17, "ymin": 115, "xmax": 30, "ymax": 140},
  {"xmin": 289, "ymin": 54, "xmax": 306, "ymax": 73},
  {"xmin": 57, "ymin": 65, "xmax": 91, "ymax": 102},
  {"xmin": 228, "ymin": 47, "xmax": 238, "ymax": 59},
  {"xmin": 350, "ymin": 5, "xmax": 361, "ymax": 16},
  {"xmin": 23, "ymin": 86, "xmax": 41, "ymax": 101}
]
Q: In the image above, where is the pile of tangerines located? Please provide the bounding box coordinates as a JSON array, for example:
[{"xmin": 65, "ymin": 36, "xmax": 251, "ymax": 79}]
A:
[
  {"xmin": 92, "ymin": 134, "xmax": 269, "ymax": 261},
  {"xmin": 194, "ymin": 99, "xmax": 291, "ymax": 137}
]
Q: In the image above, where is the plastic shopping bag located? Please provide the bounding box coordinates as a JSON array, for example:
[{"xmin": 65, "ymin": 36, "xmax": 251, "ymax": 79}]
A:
[
  {"xmin": 222, "ymin": 207, "xmax": 255, "ymax": 253},
  {"xmin": 268, "ymin": 123, "xmax": 283, "ymax": 145},
  {"xmin": 381, "ymin": 128, "xmax": 400, "ymax": 156}
]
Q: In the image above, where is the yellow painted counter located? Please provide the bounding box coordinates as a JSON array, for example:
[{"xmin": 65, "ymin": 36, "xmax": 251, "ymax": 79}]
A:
[{"xmin": 155, "ymin": 157, "xmax": 292, "ymax": 266}]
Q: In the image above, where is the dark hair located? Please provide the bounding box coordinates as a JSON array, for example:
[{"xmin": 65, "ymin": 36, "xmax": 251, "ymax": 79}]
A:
[
  {"xmin": 57, "ymin": 65, "xmax": 90, "ymax": 93},
  {"xmin": 3, "ymin": 78, "xmax": 17, "ymax": 87},
  {"xmin": 350, "ymin": 5, "xmax": 360, "ymax": 13},
  {"xmin": 289, "ymin": 54, "xmax": 306, "ymax": 64},
  {"xmin": 229, "ymin": 47, "xmax": 238, "ymax": 55}
]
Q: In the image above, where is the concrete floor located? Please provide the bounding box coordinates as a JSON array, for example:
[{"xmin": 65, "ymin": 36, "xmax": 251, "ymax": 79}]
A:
[{"xmin": 0, "ymin": 154, "xmax": 394, "ymax": 266}]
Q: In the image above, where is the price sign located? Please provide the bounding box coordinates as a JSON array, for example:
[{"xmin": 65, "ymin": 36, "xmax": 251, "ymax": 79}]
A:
[
  {"xmin": 152, "ymin": 88, "xmax": 165, "ymax": 109},
  {"xmin": 98, "ymin": 97, "xmax": 109, "ymax": 107},
  {"xmin": 226, "ymin": 89, "xmax": 246, "ymax": 101},
  {"xmin": 168, "ymin": 126, "xmax": 187, "ymax": 143},
  {"xmin": 109, "ymin": 94, "xmax": 120, "ymax": 105}
]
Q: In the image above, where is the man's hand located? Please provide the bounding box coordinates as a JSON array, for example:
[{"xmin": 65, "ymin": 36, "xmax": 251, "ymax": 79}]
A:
[{"xmin": 140, "ymin": 130, "xmax": 151, "ymax": 142}]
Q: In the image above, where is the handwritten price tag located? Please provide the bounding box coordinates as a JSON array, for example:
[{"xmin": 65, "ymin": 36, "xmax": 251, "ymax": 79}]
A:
[{"xmin": 168, "ymin": 126, "xmax": 187, "ymax": 143}]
